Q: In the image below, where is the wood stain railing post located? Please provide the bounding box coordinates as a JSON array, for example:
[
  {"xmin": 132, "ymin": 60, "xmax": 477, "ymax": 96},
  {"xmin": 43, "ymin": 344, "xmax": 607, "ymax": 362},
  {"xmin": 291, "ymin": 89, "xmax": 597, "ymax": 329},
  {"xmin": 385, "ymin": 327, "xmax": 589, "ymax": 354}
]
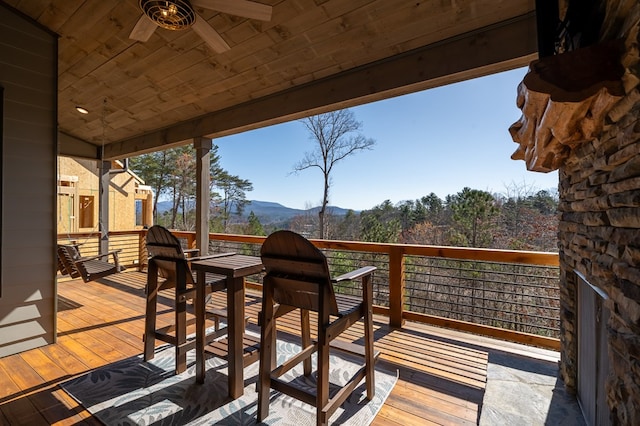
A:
[
  {"xmin": 138, "ymin": 230, "xmax": 146, "ymax": 271},
  {"xmin": 389, "ymin": 245, "xmax": 406, "ymax": 328},
  {"xmin": 186, "ymin": 233, "xmax": 197, "ymax": 251}
]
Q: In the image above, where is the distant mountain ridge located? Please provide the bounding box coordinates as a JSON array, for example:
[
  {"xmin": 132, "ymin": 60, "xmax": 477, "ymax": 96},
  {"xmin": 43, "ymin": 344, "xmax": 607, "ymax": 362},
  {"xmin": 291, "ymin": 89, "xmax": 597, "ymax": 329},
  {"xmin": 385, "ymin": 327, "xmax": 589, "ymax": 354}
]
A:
[{"xmin": 156, "ymin": 200, "xmax": 355, "ymax": 224}]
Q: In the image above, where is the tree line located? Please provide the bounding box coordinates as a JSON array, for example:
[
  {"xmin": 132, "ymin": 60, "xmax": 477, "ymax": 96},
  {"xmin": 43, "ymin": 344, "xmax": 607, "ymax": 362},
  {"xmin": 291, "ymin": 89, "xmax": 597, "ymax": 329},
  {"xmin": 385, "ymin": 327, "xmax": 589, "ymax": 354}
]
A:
[
  {"xmin": 129, "ymin": 145, "xmax": 253, "ymax": 233},
  {"xmin": 284, "ymin": 184, "xmax": 559, "ymax": 252}
]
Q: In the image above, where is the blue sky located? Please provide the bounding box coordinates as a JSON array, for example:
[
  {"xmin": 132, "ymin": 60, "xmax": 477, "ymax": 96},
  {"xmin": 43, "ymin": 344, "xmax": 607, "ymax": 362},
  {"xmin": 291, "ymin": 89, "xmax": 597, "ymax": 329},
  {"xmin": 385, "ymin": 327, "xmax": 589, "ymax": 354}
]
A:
[{"xmin": 215, "ymin": 67, "xmax": 558, "ymax": 211}]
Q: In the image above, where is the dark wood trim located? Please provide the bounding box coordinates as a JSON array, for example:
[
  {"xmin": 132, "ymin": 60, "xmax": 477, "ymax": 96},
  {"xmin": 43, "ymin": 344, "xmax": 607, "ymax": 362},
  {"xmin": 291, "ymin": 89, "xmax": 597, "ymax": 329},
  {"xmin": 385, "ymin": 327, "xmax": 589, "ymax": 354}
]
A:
[{"xmin": 103, "ymin": 13, "xmax": 538, "ymax": 160}]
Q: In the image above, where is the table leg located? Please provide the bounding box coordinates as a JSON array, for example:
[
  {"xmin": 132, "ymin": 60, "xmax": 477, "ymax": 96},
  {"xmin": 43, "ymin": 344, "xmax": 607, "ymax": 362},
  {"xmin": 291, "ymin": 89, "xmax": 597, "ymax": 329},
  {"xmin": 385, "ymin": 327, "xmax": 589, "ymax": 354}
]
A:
[
  {"xmin": 195, "ymin": 270, "xmax": 206, "ymax": 384},
  {"xmin": 228, "ymin": 276, "xmax": 245, "ymax": 398}
]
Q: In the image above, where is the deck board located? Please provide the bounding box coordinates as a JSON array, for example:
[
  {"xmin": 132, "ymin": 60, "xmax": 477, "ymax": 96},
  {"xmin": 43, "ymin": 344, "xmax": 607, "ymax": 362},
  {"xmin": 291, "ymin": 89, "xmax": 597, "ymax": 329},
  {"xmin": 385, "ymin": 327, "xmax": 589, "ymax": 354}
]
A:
[{"xmin": 0, "ymin": 271, "xmax": 555, "ymax": 424}]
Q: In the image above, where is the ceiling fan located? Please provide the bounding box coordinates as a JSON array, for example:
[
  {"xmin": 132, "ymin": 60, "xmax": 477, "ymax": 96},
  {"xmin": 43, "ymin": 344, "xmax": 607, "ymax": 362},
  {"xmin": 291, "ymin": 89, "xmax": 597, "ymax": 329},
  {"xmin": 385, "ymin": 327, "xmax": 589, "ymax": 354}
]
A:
[{"xmin": 129, "ymin": 0, "xmax": 272, "ymax": 53}]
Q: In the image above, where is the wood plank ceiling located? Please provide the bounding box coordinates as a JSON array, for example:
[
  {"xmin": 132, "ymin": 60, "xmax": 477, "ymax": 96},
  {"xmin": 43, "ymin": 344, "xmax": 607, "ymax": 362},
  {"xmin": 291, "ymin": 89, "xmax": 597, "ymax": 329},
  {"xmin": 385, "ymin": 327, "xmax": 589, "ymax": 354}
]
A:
[{"xmin": 3, "ymin": 0, "xmax": 538, "ymax": 160}]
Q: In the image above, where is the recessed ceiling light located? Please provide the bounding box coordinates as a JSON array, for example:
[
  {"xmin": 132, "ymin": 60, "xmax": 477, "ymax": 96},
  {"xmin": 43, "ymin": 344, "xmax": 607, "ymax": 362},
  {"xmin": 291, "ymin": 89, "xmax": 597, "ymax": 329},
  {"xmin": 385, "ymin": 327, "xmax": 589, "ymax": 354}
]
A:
[{"xmin": 75, "ymin": 106, "xmax": 89, "ymax": 114}]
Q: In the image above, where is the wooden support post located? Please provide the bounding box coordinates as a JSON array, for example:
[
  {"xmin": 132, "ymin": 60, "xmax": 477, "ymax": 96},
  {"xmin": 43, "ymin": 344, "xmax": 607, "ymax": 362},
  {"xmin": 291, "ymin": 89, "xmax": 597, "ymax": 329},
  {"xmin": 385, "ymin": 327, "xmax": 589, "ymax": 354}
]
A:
[
  {"xmin": 194, "ymin": 137, "xmax": 212, "ymax": 255},
  {"xmin": 388, "ymin": 246, "xmax": 405, "ymax": 328},
  {"xmin": 98, "ymin": 160, "xmax": 111, "ymax": 255}
]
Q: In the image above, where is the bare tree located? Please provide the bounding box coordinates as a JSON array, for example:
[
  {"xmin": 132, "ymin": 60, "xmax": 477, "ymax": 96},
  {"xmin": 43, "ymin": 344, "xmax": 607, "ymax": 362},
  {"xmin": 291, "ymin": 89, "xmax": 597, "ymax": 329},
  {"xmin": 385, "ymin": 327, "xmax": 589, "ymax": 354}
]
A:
[{"xmin": 293, "ymin": 109, "xmax": 375, "ymax": 238}]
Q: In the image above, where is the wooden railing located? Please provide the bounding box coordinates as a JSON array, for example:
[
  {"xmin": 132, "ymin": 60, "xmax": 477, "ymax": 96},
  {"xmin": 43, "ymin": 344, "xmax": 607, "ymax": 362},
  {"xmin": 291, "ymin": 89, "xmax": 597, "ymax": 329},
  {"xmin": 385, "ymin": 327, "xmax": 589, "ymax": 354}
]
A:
[
  {"xmin": 57, "ymin": 230, "xmax": 147, "ymax": 269},
  {"xmin": 58, "ymin": 230, "xmax": 560, "ymax": 350}
]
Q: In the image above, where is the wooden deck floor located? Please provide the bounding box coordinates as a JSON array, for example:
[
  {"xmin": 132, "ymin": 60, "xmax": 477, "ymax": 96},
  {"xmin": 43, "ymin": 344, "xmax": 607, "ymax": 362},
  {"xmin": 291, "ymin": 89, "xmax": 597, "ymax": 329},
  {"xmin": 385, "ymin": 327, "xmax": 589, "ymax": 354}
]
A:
[{"xmin": 0, "ymin": 271, "xmax": 558, "ymax": 425}]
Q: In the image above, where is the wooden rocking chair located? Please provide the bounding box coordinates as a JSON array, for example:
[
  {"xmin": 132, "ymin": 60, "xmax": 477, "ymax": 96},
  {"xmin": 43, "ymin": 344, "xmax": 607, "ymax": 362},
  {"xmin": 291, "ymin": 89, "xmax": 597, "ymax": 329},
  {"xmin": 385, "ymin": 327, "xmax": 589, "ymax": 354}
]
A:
[
  {"xmin": 57, "ymin": 243, "xmax": 123, "ymax": 283},
  {"xmin": 257, "ymin": 230, "xmax": 378, "ymax": 426}
]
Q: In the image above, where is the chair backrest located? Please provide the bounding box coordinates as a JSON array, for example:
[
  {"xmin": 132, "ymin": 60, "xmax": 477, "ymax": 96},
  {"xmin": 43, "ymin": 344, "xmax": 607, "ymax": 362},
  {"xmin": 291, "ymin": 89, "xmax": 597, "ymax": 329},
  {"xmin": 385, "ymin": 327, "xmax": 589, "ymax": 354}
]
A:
[
  {"xmin": 146, "ymin": 225, "xmax": 194, "ymax": 285},
  {"xmin": 260, "ymin": 230, "xmax": 339, "ymax": 315},
  {"xmin": 57, "ymin": 244, "xmax": 82, "ymax": 278}
]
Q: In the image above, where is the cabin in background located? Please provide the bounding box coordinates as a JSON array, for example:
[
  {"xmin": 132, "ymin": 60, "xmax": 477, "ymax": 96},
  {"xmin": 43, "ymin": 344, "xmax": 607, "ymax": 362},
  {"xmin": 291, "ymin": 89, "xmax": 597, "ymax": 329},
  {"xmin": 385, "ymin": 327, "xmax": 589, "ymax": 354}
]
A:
[{"xmin": 57, "ymin": 157, "xmax": 154, "ymax": 234}]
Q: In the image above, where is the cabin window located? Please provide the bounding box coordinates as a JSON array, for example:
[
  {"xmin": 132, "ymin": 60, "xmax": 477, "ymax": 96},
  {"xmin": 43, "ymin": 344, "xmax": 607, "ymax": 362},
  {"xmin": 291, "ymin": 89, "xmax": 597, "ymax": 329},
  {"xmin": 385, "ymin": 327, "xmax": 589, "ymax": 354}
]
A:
[
  {"xmin": 135, "ymin": 199, "xmax": 143, "ymax": 227},
  {"xmin": 79, "ymin": 195, "xmax": 95, "ymax": 228}
]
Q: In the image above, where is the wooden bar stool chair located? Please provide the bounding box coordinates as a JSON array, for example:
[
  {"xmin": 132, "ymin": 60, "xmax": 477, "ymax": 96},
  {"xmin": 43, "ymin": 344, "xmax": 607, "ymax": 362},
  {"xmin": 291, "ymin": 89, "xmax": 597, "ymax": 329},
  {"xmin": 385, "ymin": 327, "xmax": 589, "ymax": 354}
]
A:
[
  {"xmin": 257, "ymin": 230, "xmax": 378, "ymax": 426},
  {"xmin": 144, "ymin": 225, "xmax": 227, "ymax": 374}
]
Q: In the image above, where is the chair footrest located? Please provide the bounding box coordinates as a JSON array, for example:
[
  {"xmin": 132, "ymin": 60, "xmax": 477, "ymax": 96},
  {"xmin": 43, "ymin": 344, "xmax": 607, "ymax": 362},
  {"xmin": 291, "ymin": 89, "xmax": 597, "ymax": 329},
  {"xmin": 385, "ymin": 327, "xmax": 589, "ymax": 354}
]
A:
[
  {"xmin": 153, "ymin": 331, "xmax": 195, "ymax": 352},
  {"xmin": 205, "ymin": 307, "xmax": 250, "ymax": 326},
  {"xmin": 206, "ymin": 307, "xmax": 228, "ymax": 319},
  {"xmin": 328, "ymin": 339, "xmax": 381, "ymax": 360},
  {"xmin": 155, "ymin": 316, "xmax": 198, "ymax": 336},
  {"xmin": 153, "ymin": 324, "xmax": 227, "ymax": 346},
  {"xmin": 176, "ymin": 287, "xmax": 196, "ymax": 302}
]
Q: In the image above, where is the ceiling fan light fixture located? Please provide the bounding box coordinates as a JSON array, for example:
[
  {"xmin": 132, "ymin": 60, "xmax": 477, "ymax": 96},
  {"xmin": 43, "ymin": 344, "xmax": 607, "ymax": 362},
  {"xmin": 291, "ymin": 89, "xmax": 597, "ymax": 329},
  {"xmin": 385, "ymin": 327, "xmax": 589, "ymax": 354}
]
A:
[{"xmin": 140, "ymin": 0, "xmax": 195, "ymax": 31}]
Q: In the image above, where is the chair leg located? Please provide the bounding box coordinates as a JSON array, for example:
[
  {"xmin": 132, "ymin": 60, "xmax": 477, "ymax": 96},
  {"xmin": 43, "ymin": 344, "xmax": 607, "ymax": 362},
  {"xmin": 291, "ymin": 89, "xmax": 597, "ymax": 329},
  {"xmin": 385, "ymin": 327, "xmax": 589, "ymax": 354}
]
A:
[
  {"xmin": 174, "ymin": 263, "xmax": 188, "ymax": 374},
  {"xmin": 301, "ymin": 309, "xmax": 312, "ymax": 376},
  {"xmin": 143, "ymin": 261, "xmax": 159, "ymax": 361},
  {"xmin": 363, "ymin": 274, "xmax": 375, "ymax": 399},
  {"xmin": 317, "ymin": 313, "xmax": 330, "ymax": 426},
  {"xmin": 364, "ymin": 305, "xmax": 375, "ymax": 400},
  {"xmin": 257, "ymin": 281, "xmax": 275, "ymax": 422}
]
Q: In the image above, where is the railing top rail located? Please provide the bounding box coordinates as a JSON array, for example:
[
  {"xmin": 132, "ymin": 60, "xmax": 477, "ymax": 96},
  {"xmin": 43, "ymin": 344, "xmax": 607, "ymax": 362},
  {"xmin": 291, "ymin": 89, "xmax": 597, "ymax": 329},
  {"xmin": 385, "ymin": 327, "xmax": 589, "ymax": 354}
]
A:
[
  {"xmin": 174, "ymin": 231, "xmax": 559, "ymax": 267},
  {"xmin": 57, "ymin": 230, "xmax": 559, "ymax": 267}
]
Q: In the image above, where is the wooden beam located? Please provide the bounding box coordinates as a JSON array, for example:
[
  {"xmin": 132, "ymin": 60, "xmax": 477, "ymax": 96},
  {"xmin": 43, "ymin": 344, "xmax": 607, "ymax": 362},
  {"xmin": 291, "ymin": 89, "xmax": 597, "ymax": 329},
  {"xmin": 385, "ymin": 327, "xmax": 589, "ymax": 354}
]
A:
[
  {"xmin": 103, "ymin": 13, "xmax": 538, "ymax": 160},
  {"xmin": 58, "ymin": 131, "xmax": 100, "ymax": 159}
]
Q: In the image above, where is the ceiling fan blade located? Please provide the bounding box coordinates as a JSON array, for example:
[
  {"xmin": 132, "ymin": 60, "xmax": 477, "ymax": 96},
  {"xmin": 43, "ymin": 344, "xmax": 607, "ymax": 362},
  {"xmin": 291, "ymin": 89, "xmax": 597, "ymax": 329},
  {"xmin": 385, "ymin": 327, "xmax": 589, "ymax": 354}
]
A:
[
  {"xmin": 192, "ymin": 14, "xmax": 231, "ymax": 53},
  {"xmin": 191, "ymin": 0, "xmax": 272, "ymax": 21},
  {"xmin": 129, "ymin": 15, "xmax": 157, "ymax": 42}
]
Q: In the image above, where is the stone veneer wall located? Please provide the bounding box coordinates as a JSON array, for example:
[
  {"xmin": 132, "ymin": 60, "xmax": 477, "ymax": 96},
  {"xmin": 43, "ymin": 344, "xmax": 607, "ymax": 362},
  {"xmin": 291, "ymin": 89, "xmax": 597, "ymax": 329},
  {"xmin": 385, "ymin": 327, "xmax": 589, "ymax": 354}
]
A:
[{"xmin": 557, "ymin": 1, "xmax": 640, "ymax": 423}]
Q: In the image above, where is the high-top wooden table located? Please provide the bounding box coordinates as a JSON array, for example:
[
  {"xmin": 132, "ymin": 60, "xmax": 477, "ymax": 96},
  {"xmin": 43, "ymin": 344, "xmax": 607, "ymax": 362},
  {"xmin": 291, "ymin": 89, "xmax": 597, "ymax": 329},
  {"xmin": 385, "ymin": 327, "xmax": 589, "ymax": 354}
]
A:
[{"xmin": 191, "ymin": 254, "xmax": 264, "ymax": 398}]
